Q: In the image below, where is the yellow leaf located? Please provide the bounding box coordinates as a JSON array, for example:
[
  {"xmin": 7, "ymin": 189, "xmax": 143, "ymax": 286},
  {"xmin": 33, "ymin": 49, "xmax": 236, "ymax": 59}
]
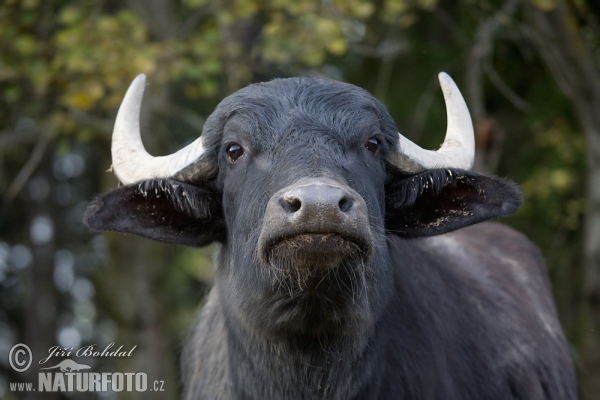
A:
[
  {"xmin": 326, "ymin": 38, "xmax": 347, "ymax": 55},
  {"xmin": 22, "ymin": 0, "xmax": 38, "ymax": 10},
  {"xmin": 315, "ymin": 19, "xmax": 340, "ymax": 38},
  {"xmin": 550, "ymin": 169, "xmax": 572, "ymax": 192},
  {"xmin": 417, "ymin": 0, "xmax": 437, "ymax": 11},
  {"xmin": 532, "ymin": 0, "xmax": 556, "ymax": 11},
  {"xmin": 184, "ymin": 0, "xmax": 209, "ymax": 7},
  {"xmin": 354, "ymin": 2, "xmax": 375, "ymax": 18},
  {"xmin": 59, "ymin": 6, "xmax": 81, "ymax": 25},
  {"xmin": 15, "ymin": 35, "xmax": 37, "ymax": 56}
]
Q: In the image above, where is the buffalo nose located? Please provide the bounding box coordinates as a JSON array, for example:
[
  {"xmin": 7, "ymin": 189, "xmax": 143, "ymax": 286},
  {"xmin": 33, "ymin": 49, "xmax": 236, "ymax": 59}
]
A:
[
  {"xmin": 257, "ymin": 177, "xmax": 373, "ymax": 265},
  {"xmin": 280, "ymin": 183, "xmax": 356, "ymax": 222}
]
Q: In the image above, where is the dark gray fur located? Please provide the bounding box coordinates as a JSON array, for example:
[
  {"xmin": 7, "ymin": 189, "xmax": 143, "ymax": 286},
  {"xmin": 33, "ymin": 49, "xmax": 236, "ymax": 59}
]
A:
[{"xmin": 84, "ymin": 77, "xmax": 576, "ymax": 399}]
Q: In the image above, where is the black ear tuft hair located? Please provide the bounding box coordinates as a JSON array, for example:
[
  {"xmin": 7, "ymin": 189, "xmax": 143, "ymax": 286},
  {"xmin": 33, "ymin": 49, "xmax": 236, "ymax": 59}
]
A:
[
  {"xmin": 385, "ymin": 169, "xmax": 522, "ymax": 237},
  {"xmin": 386, "ymin": 169, "xmax": 459, "ymax": 209},
  {"xmin": 84, "ymin": 179, "xmax": 224, "ymax": 247}
]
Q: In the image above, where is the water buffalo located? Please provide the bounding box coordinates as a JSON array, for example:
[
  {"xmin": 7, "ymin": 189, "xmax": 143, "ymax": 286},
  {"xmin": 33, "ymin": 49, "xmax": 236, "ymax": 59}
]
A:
[{"xmin": 84, "ymin": 73, "xmax": 577, "ymax": 399}]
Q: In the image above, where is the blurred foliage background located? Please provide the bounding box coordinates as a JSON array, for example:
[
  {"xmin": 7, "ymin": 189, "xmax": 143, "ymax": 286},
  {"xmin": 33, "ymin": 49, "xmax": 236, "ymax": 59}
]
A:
[{"xmin": 1, "ymin": 0, "xmax": 599, "ymax": 398}]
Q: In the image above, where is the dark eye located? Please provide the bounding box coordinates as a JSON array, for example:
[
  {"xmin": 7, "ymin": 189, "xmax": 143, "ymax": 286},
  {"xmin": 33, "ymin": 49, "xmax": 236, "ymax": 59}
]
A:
[
  {"xmin": 226, "ymin": 143, "xmax": 244, "ymax": 162},
  {"xmin": 365, "ymin": 137, "xmax": 380, "ymax": 153}
]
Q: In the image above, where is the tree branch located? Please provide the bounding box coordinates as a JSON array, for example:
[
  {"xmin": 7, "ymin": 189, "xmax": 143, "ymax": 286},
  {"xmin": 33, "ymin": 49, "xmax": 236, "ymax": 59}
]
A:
[
  {"xmin": 148, "ymin": 99, "xmax": 206, "ymax": 131},
  {"xmin": 68, "ymin": 110, "xmax": 114, "ymax": 138},
  {"xmin": 484, "ymin": 63, "xmax": 531, "ymax": 112},
  {"xmin": 5, "ymin": 126, "xmax": 54, "ymax": 202},
  {"xmin": 0, "ymin": 126, "xmax": 41, "ymax": 150},
  {"xmin": 466, "ymin": 0, "xmax": 522, "ymax": 118}
]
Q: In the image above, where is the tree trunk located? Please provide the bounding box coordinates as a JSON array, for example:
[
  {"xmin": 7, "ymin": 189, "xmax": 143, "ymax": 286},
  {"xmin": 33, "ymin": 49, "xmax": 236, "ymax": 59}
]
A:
[
  {"xmin": 22, "ymin": 154, "xmax": 59, "ymax": 400},
  {"xmin": 95, "ymin": 234, "xmax": 179, "ymax": 399},
  {"xmin": 466, "ymin": 0, "xmax": 519, "ymax": 174},
  {"xmin": 526, "ymin": 2, "xmax": 600, "ymax": 398}
]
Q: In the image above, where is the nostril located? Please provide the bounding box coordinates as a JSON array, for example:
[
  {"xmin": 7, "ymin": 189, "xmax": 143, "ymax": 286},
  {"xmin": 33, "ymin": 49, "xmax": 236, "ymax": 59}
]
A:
[
  {"xmin": 338, "ymin": 196, "xmax": 353, "ymax": 213},
  {"xmin": 281, "ymin": 196, "xmax": 302, "ymax": 213},
  {"xmin": 279, "ymin": 185, "xmax": 356, "ymax": 216}
]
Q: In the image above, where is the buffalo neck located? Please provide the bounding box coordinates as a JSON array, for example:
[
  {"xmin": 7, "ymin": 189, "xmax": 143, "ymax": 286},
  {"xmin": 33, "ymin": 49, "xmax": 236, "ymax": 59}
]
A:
[
  {"xmin": 212, "ymin": 243, "xmax": 408, "ymax": 399},
  {"xmin": 221, "ymin": 295, "xmax": 389, "ymax": 399}
]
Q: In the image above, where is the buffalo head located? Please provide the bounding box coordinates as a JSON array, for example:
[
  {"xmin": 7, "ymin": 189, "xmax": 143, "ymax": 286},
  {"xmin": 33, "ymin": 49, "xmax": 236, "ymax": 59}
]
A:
[{"xmin": 84, "ymin": 74, "xmax": 521, "ymax": 337}]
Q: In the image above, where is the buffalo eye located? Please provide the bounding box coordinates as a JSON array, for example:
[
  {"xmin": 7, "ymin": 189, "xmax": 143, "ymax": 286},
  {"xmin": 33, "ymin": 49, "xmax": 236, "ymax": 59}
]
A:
[
  {"xmin": 365, "ymin": 137, "xmax": 380, "ymax": 153},
  {"xmin": 226, "ymin": 143, "xmax": 244, "ymax": 162}
]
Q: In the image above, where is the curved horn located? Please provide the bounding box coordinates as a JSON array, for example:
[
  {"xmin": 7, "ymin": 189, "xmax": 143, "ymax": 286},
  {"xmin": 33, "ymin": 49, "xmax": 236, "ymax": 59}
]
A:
[
  {"xmin": 389, "ymin": 72, "xmax": 475, "ymax": 174},
  {"xmin": 111, "ymin": 74, "xmax": 206, "ymax": 185}
]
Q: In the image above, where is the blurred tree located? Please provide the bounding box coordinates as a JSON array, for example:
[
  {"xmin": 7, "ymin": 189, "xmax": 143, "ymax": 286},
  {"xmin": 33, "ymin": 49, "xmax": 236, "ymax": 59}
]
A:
[
  {"xmin": 0, "ymin": 0, "xmax": 598, "ymax": 398},
  {"xmin": 523, "ymin": 1, "xmax": 600, "ymax": 397}
]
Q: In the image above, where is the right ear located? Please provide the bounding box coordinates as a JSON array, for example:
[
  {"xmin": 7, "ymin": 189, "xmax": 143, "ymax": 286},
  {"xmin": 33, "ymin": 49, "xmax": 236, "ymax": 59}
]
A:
[{"xmin": 84, "ymin": 179, "xmax": 224, "ymax": 247}]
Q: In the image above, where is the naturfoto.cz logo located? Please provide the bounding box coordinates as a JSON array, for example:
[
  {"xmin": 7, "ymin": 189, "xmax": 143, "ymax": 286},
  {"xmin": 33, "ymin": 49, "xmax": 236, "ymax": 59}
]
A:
[{"xmin": 7, "ymin": 343, "xmax": 165, "ymax": 394}]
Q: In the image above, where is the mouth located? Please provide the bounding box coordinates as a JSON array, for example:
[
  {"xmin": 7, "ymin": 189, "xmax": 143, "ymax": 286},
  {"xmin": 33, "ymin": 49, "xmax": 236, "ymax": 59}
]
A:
[{"xmin": 263, "ymin": 232, "xmax": 371, "ymax": 270}]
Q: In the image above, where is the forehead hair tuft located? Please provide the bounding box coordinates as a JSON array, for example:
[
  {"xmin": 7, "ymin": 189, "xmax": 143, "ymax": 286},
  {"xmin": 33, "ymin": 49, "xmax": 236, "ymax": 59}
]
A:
[{"xmin": 199, "ymin": 78, "xmax": 399, "ymax": 156}]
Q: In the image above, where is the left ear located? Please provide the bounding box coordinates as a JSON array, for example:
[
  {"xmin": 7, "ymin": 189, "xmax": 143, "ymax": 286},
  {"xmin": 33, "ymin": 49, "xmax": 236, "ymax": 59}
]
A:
[
  {"xmin": 385, "ymin": 168, "xmax": 522, "ymax": 237},
  {"xmin": 84, "ymin": 178, "xmax": 224, "ymax": 247}
]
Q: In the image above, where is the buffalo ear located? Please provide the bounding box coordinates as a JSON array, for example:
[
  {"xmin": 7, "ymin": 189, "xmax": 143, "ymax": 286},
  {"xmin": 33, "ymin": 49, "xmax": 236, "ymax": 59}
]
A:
[
  {"xmin": 84, "ymin": 179, "xmax": 224, "ymax": 247},
  {"xmin": 385, "ymin": 168, "xmax": 522, "ymax": 237}
]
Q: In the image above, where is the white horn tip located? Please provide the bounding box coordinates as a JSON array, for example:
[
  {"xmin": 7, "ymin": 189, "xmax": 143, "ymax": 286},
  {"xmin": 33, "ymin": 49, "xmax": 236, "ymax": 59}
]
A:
[
  {"xmin": 131, "ymin": 73, "xmax": 147, "ymax": 91},
  {"xmin": 438, "ymin": 71, "xmax": 451, "ymax": 81},
  {"xmin": 116, "ymin": 74, "xmax": 148, "ymax": 117},
  {"xmin": 437, "ymin": 72, "xmax": 458, "ymax": 96}
]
